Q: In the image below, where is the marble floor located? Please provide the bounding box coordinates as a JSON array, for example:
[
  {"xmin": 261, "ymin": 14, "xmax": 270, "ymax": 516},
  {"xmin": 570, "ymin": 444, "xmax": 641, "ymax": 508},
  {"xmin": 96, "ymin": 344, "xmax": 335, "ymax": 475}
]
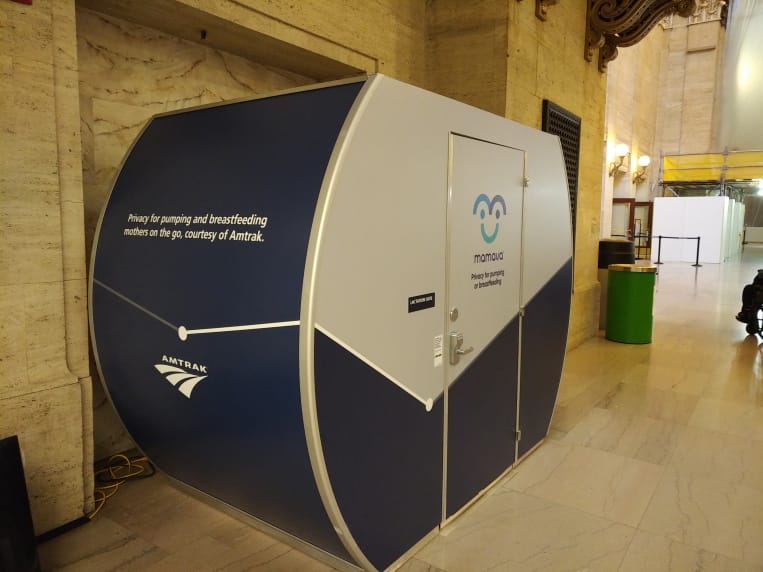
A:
[{"xmin": 38, "ymin": 248, "xmax": 763, "ymax": 571}]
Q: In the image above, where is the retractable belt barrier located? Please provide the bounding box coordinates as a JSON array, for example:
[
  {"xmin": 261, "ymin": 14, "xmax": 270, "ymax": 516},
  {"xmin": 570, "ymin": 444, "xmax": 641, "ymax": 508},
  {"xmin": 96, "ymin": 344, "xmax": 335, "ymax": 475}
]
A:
[{"xmin": 654, "ymin": 235, "xmax": 702, "ymax": 267}]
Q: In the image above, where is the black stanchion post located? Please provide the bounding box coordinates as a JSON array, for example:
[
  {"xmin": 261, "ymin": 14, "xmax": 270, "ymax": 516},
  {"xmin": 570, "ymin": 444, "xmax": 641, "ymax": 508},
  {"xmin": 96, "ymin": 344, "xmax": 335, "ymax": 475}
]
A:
[
  {"xmin": 656, "ymin": 235, "xmax": 663, "ymax": 264},
  {"xmin": 692, "ymin": 236, "xmax": 702, "ymax": 267}
]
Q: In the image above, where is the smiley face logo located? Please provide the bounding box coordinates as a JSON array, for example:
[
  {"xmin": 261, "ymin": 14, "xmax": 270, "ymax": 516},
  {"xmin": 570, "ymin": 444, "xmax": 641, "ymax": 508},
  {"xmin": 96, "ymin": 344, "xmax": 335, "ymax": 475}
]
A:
[{"xmin": 472, "ymin": 194, "xmax": 507, "ymax": 244}]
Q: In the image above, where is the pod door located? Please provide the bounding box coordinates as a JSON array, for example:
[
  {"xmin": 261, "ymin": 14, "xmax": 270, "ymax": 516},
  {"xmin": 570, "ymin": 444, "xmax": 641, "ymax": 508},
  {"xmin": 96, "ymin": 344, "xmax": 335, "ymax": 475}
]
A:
[{"xmin": 444, "ymin": 134, "xmax": 525, "ymax": 519}]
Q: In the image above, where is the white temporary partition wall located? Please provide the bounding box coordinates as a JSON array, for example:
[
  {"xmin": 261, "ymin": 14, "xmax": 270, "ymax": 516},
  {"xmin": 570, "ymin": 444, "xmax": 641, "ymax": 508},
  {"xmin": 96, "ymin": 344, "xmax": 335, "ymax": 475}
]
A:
[{"xmin": 652, "ymin": 196, "xmax": 730, "ymax": 263}]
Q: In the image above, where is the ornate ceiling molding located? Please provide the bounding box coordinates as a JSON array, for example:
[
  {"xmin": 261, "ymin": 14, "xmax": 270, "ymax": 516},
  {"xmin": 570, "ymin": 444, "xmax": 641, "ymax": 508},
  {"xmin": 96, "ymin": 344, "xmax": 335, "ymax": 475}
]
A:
[
  {"xmin": 663, "ymin": 0, "xmax": 726, "ymax": 28},
  {"xmin": 689, "ymin": 0, "xmax": 726, "ymax": 24},
  {"xmin": 535, "ymin": 0, "xmax": 560, "ymax": 21},
  {"xmin": 516, "ymin": 0, "xmax": 561, "ymax": 22},
  {"xmin": 586, "ymin": 0, "xmax": 697, "ymax": 72}
]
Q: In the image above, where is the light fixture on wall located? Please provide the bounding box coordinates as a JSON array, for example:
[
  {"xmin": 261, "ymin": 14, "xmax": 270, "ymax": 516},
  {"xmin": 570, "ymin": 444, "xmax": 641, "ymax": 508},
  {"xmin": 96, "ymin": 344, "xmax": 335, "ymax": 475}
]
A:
[
  {"xmin": 609, "ymin": 143, "xmax": 629, "ymax": 177},
  {"xmin": 632, "ymin": 155, "xmax": 651, "ymax": 184}
]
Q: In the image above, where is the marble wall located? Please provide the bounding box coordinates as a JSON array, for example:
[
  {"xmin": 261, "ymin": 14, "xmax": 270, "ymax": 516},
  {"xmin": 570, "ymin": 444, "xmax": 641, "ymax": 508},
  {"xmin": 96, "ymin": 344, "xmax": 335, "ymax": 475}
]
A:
[
  {"xmin": 228, "ymin": 0, "xmax": 427, "ymax": 83},
  {"xmin": 80, "ymin": 0, "xmax": 611, "ymax": 462},
  {"xmin": 0, "ymin": 0, "xmax": 92, "ymax": 533},
  {"xmin": 75, "ymin": 6, "xmax": 314, "ymax": 459},
  {"xmin": 81, "ymin": 4, "xmax": 607, "ymax": 347},
  {"xmin": 425, "ymin": 0, "xmax": 509, "ymax": 116},
  {"xmin": 602, "ymin": 26, "xmax": 665, "ymax": 216},
  {"xmin": 505, "ymin": 1, "xmax": 608, "ymax": 348},
  {"xmin": 2, "ymin": 0, "xmax": 618, "ymax": 533},
  {"xmin": 600, "ymin": 13, "xmax": 725, "ymax": 242},
  {"xmin": 656, "ymin": 18, "xmax": 725, "ymax": 155}
]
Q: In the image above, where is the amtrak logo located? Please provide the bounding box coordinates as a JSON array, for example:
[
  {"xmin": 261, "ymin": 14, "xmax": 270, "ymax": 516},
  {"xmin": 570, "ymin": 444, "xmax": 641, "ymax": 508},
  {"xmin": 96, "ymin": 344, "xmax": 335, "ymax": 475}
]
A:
[
  {"xmin": 472, "ymin": 194, "xmax": 507, "ymax": 244},
  {"xmin": 154, "ymin": 355, "xmax": 208, "ymax": 398}
]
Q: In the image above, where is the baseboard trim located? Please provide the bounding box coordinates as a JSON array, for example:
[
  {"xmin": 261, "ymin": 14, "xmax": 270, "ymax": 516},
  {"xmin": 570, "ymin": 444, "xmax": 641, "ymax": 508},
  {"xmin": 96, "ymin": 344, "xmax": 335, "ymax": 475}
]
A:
[{"xmin": 36, "ymin": 515, "xmax": 89, "ymax": 544}]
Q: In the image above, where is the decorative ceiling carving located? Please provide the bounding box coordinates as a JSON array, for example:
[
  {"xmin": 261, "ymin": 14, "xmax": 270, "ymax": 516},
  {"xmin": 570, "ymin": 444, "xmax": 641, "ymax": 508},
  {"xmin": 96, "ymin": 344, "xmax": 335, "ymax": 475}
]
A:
[
  {"xmin": 586, "ymin": 0, "xmax": 698, "ymax": 72},
  {"xmin": 536, "ymin": 0, "xmax": 560, "ymax": 21},
  {"xmin": 515, "ymin": 0, "xmax": 561, "ymax": 21},
  {"xmin": 663, "ymin": 0, "xmax": 727, "ymax": 28}
]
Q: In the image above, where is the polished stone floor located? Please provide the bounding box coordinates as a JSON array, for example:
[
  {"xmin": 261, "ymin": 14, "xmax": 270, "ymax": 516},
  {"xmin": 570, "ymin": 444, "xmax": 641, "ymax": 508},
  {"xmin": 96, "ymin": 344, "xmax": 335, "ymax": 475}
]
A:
[{"xmin": 39, "ymin": 248, "xmax": 763, "ymax": 571}]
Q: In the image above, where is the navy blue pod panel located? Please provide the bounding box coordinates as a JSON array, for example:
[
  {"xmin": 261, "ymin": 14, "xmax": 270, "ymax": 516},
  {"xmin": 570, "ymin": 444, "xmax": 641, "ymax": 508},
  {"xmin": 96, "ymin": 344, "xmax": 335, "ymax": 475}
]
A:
[{"xmin": 90, "ymin": 82, "xmax": 364, "ymax": 561}]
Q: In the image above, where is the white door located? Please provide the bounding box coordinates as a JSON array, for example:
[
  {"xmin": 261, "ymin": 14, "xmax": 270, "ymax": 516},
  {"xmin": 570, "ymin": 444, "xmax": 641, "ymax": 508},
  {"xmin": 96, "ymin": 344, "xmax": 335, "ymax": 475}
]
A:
[{"xmin": 444, "ymin": 134, "xmax": 525, "ymax": 519}]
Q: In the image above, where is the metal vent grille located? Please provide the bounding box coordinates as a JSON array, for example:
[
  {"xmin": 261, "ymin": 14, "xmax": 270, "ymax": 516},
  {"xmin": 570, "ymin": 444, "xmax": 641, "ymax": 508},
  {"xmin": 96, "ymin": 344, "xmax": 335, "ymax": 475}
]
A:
[{"xmin": 542, "ymin": 100, "xmax": 581, "ymax": 241}]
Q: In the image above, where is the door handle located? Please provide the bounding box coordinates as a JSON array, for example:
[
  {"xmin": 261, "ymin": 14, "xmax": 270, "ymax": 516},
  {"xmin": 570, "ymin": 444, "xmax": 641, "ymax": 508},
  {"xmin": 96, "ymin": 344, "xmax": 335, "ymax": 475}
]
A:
[{"xmin": 449, "ymin": 331, "xmax": 473, "ymax": 365}]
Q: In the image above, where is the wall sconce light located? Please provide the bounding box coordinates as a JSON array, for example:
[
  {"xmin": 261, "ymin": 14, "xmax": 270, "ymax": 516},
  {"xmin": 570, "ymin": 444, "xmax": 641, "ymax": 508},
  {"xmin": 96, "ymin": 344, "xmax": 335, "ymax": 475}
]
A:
[
  {"xmin": 608, "ymin": 143, "xmax": 629, "ymax": 177},
  {"xmin": 632, "ymin": 155, "xmax": 651, "ymax": 184}
]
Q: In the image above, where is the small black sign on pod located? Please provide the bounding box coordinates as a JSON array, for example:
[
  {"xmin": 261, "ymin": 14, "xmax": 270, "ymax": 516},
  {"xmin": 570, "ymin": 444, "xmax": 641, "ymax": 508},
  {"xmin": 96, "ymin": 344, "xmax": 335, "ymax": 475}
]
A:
[{"xmin": 408, "ymin": 292, "xmax": 435, "ymax": 313}]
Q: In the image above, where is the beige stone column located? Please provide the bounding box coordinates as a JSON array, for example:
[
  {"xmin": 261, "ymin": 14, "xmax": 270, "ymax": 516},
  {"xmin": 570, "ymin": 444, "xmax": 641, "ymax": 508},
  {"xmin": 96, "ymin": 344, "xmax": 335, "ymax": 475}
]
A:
[{"xmin": 0, "ymin": 0, "xmax": 93, "ymax": 533}]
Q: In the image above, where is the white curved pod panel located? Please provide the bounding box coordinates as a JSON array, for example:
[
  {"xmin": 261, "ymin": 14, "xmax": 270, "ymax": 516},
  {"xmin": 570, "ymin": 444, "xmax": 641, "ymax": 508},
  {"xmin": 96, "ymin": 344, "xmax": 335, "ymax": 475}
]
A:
[{"xmin": 306, "ymin": 76, "xmax": 572, "ymax": 569}]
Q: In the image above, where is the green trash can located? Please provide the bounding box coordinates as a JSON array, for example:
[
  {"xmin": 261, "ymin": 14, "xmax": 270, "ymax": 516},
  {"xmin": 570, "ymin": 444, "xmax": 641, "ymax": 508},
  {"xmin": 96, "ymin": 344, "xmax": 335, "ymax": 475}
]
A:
[{"xmin": 606, "ymin": 263, "xmax": 657, "ymax": 343}]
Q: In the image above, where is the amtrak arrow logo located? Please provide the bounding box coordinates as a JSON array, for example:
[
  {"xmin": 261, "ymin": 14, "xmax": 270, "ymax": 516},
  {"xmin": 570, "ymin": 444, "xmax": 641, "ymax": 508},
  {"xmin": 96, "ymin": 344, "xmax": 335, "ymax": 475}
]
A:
[{"xmin": 154, "ymin": 355, "xmax": 208, "ymax": 398}]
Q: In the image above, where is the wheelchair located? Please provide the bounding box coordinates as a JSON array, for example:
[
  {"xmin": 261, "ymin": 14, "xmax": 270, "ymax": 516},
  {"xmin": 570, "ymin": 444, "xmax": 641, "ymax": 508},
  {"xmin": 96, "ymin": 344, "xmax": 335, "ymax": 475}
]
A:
[
  {"xmin": 737, "ymin": 270, "xmax": 763, "ymax": 337},
  {"xmin": 745, "ymin": 306, "xmax": 763, "ymax": 337}
]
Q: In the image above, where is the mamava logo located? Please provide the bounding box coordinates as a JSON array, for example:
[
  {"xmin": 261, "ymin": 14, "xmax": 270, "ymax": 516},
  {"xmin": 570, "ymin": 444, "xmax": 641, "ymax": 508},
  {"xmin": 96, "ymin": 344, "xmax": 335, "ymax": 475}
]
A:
[
  {"xmin": 472, "ymin": 194, "xmax": 507, "ymax": 244},
  {"xmin": 154, "ymin": 355, "xmax": 208, "ymax": 398}
]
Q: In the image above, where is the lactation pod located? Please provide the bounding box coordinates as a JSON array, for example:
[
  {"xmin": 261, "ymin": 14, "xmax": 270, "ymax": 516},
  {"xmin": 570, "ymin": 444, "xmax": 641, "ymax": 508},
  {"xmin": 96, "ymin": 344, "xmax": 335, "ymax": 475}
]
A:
[{"xmin": 89, "ymin": 74, "xmax": 572, "ymax": 571}]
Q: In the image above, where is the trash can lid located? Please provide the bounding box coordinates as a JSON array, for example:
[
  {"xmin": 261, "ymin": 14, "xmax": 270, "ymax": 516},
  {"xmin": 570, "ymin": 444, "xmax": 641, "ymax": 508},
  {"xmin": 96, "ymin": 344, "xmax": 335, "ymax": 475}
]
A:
[{"xmin": 608, "ymin": 263, "xmax": 657, "ymax": 273}]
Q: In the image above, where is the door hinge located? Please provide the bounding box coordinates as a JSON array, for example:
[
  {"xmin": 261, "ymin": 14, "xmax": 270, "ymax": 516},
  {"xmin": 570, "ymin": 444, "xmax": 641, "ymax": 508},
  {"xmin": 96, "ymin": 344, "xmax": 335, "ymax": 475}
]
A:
[
  {"xmin": 515, "ymin": 430, "xmax": 522, "ymax": 442},
  {"xmin": 523, "ymin": 176, "xmax": 530, "ymax": 187}
]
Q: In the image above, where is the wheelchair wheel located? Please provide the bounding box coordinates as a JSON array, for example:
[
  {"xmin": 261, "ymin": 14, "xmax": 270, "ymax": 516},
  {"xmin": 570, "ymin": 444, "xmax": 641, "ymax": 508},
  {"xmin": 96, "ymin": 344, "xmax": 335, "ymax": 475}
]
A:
[{"xmin": 746, "ymin": 307, "xmax": 763, "ymax": 336}]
